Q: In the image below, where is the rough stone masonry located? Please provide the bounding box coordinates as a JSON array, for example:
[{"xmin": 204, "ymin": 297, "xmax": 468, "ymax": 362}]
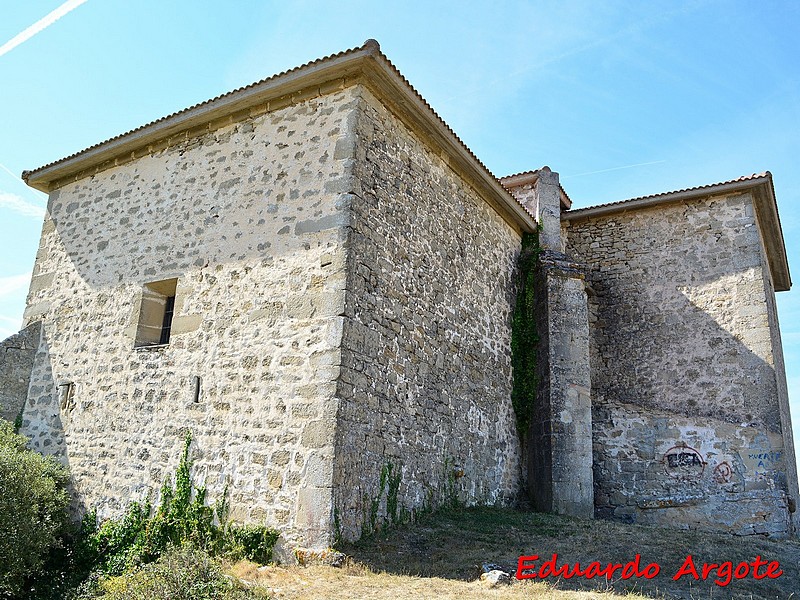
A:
[{"xmin": 1, "ymin": 40, "xmax": 797, "ymax": 550}]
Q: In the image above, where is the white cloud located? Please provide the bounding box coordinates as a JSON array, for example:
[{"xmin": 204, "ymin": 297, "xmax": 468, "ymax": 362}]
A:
[
  {"xmin": 0, "ymin": 272, "xmax": 31, "ymax": 300},
  {"xmin": 0, "ymin": 0, "xmax": 90, "ymax": 58},
  {"xmin": 0, "ymin": 191, "xmax": 45, "ymax": 219},
  {"xmin": 0, "ymin": 274, "xmax": 29, "ymax": 340}
]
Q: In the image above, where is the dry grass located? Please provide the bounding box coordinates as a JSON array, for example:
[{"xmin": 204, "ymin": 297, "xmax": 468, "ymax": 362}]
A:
[
  {"xmin": 230, "ymin": 560, "xmax": 652, "ymax": 599},
  {"xmin": 228, "ymin": 508, "xmax": 800, "ymax": 599}
]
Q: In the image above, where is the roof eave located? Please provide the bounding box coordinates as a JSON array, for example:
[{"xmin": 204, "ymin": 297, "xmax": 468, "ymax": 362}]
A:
[
  {"xmin": 563, "ymin": 175, "xmax": 791, "ymax": 292},
  {"xmin": 752, "ymin": 176, "xmax": 791, "ymax": 292},
  {"xmin": 23, "ymin": 45, "xmax": 376, "ymax": 193},
  {"xmin": 22, "ymin": 41, "xmax": 536, "ymax": 234},
  {"xmin": 499, "ymin": 170, "xmax": 573, "ymax": 210}
]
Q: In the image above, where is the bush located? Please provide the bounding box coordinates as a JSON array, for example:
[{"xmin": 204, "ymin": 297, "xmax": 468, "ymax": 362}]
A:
[
  {"xmin": 0, "ymin": 420, "xmax": 71, "ymax": 597},
  {"xmin": 83, "ymin": 432, "xmax": 279, "ymax": 578},
  {"xmin": 225, "ymin": 525, "xmax": 280, "ymax": 564},
  {"xmin": 82, "ymin": 545, "xmax": 259, "ymax": 600},
  {"xmin": 0, "ymin": 429, "xmax": 279, "ymax": 597}
]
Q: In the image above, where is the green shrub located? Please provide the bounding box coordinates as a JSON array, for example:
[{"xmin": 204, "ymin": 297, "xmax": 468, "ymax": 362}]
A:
[
  {"xmin": 224, "ymin": 525, "xmax": 280, "ymax": 564},
  {"xmin": 89, "ymin": 502, "xmax": 153, "ymax": 575},
  {"xmin": 82, "ymin": 545, "xmax": 258, "ymax": 600},
  {"xmin": 0, "ymin": 420, "xmax": 71, "ymax": 597},
  {"xmin": 4, "ymin": 430, "xmax": 279, "ymax": 597},
  {"xmin": 83, "ymin": 432, "xmax": 279, "ymax": 578}
]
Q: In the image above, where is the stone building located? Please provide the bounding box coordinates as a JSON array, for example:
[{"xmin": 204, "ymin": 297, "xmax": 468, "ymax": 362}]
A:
[{"xmin": 1, "ymin": 40, "xmax": 797, "ymax": 548}]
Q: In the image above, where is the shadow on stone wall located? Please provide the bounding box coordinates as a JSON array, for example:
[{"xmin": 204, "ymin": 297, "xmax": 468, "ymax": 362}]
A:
[
  {"xmin": 18, "ymin": 324, "xmax": 87, "ymax": 518},
  {"xmin": 587, "ymin": 264, "xmax": 796, "ymax": 536}
]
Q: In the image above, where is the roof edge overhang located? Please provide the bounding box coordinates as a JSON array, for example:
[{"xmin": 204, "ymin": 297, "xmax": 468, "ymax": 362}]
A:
[
  {"xmin": 23, "ymin": 44, "xmax": 376, "ymax": 192},
  {"xmin": 562, "ymin": 174, "xmax": 791, "ymax": 291},
  {"xmin": 23, "ymin": 40, "xmax": 536, "ymax": 234}
]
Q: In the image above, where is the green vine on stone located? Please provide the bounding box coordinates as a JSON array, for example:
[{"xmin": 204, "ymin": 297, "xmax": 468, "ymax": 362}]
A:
[
  {"xmin": 511, "ymin": 230, "xmax": 540, "ymax": 440},
  {"xmin": 443, "ymin": 456, "xmax": 459, "ymax": 509},
  {"xmin": 363, "ymin": 461, "xmax": 404, "ymax": 536},
  {"xmin": 384, "ymin": 462, "xmax": 401, "ymax": 525},
  {"xmin": 81, "ymin": 431, "xmax": 279, "ymax": 576}
]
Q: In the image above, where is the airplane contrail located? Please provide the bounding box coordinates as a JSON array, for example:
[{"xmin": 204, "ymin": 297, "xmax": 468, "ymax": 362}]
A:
[
  {"xmin": 0, "ymin": 0, "xmax": 90, "ymax": 58},
  {"xmin": 562, "ymin": 160, "xmax": 667, "ymax": 179},
  {"xmin": 0, "ymin": 162, "xmax": 19, "ymax": 180}
]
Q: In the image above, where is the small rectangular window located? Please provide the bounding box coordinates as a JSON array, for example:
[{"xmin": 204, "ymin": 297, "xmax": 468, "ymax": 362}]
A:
[
  {"xmin": 160, "ymin": 295, "xmax": 175, "ymax": 344},
  {"xmin": 135, "ymin": 278, "xmax": 178, "ymax": 347},
  {"xmin": 58, "ymin": 382, "xmax": 75, "ymax": 413}
]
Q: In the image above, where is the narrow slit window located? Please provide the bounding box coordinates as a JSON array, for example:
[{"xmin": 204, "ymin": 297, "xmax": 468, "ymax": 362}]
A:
[
  {"xmin": 135, "ymin": 278, "xmax": 178, "ymax": 347},
  {"xmin": 160, "ymin": 295, "xmax": 176, "ymax": 344}
]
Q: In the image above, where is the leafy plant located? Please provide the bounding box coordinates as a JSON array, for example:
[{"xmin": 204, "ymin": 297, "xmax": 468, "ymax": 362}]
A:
[
  {"xmin": 224, "ymin": 525, "xmax": 280, "ymax": 564},
  {"xmin": 4, "ymin": 430, "xmax": 278, "ymax": 598},
  {"xmin": 12, "ymin": 408, "xmax": 23, "ymax": 433},
  {"xmin": 82, "ymin": 432, "xmax": 278, "ymax": 579},
  {"xmin": 82, "ymin": 545, "xmax": 258, "ymax": 600},
  {"xmin": 383, "ymin": 462, "xmax": 401, "ymax": 525}
]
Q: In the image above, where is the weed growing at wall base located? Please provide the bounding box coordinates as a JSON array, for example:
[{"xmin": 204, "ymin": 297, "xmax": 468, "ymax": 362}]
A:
[
  {"xmin": 6, "ymin": 431, "xmax": 281, "ymax": 599},
  {"xmin": 82, "ymin": 545, "xmax": 258, "ymax": 600},
  {"xmin": 81, "ymin": 432, "xmax": 279, "ymax": 579}
]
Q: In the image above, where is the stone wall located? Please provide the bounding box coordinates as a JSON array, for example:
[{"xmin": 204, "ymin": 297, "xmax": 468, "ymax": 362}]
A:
[
  {"xmin": 19, "ymin": 87, "xmax": 359, "ymax": 547},
  {"xmin": 331, "ymin": 86, "xmax": 523, "ymax": 540},
  {"xmin": 564, "ymin": 192, "xmax": 796, "ymax": 536},
  {"xmin": 0, "ymin": 321, "xmax": 40, "ymax": 424}
]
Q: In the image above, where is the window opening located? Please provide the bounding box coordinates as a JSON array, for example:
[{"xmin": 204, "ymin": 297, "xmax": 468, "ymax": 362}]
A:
[{"xmin": 134, "ymin": 278, "xmax": 178, "ymax": 347}]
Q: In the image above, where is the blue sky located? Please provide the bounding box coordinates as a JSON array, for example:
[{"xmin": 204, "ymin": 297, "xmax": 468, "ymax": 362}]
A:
[{"xmin": 1, "ymin": 1, "xmax": 800, "ymax": 465}]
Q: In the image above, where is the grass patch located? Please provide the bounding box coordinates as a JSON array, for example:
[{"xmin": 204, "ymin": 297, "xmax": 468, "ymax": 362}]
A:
[
  {"xmin": 335, "ymin": 506, "xmax": 800, "ymax": 599},
  {"xmin": 232, "ymin": 561, "xmax": 653, "ymax": 600}
]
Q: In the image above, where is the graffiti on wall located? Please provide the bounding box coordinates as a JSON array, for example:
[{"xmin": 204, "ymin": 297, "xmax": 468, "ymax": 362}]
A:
[
  {"xmin": 743, "ymin": 447, "xmax": 783, "ymax": 475},
  {"xmin": 712, "ymin": 461, "xmax": 733, "ymax": 483},
  {"xmin": 663, "ymin": 445, "xmax": 705, "ymax": 480}
]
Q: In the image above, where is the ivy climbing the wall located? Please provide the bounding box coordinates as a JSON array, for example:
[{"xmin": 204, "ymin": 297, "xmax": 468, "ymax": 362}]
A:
[{"xmin": 511, "ymin": 230, "xmax": 540, "ymax": 440}]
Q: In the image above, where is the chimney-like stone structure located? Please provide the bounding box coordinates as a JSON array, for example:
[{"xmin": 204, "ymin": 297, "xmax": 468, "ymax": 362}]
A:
[
  {"xmin": 532, "ymin": 168, "xmax": 563, "ymax": 252},
  {"xmin": 503, "ymin": 167, "xmax": 594, "ymax": 519}
]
